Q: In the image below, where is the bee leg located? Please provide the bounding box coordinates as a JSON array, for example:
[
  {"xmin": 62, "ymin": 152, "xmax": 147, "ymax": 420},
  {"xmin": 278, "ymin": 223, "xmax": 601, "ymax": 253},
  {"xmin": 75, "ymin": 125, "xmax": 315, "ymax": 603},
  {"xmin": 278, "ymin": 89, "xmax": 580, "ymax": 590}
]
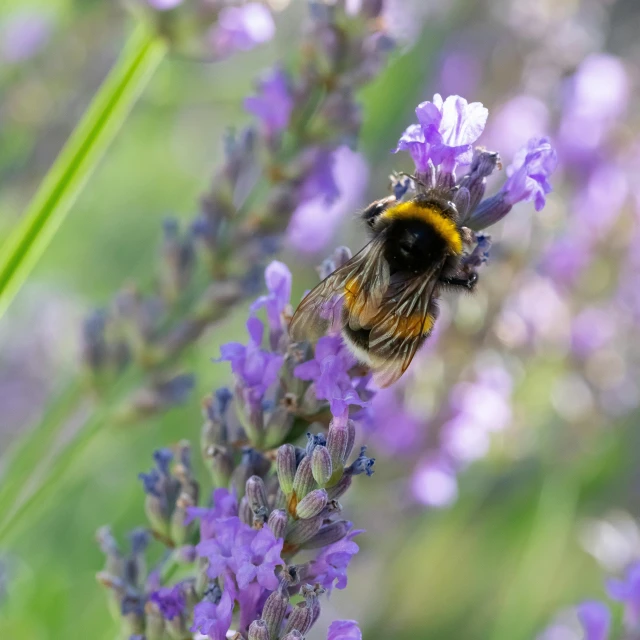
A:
[{"xmin": 439, "ymin": 272, "xmax": 478, "ymax": 291}]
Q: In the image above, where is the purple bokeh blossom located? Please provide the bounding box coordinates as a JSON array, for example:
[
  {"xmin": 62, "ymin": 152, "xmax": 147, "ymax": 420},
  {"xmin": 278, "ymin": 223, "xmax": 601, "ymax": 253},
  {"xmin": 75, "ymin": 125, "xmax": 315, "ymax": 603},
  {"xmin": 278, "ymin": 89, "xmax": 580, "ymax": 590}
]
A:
[
  {"xmin": 209, "ymin": 3, "xmax": 275, "ymax": 60},
  {"xmin": 146, "ymin": 0, "xmax": 182, "ymax": 10},
  {"xmin": 245, "ymin": 68, "xmax": 294, "ymax": 139},
  {"xmin": 288, "ymin": 146, "xmax": 369, "ymax": 254},
  {"xmin": 412, "ymin": 455, "xmax": 458, "ymax": 508},
  {"xmin": 328, "ymin": 620, "xmax": 363, "ymax": 640},
  {"xmin": 294, "ymin": 334, "xmax": 367, "ymax": 419},
  {"xmin": 0, "ymin": 12, "xmax": 52, "ymax": 62},
  {"xmin": 606, "ymin": 562, "xmax": 640, "ymax": 628},
  {"xmin": 577, "ymin": 601, "xmax": 611, "ymax": 640}
]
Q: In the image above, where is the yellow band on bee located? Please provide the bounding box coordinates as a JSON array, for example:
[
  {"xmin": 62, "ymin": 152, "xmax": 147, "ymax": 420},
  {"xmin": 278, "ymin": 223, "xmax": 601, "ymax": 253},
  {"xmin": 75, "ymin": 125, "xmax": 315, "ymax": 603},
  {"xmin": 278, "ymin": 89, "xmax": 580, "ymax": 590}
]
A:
[
  {"xmin": 382, "ymin": 312, "xmax": 434, "ymax": 339},
  {"xmin": 383, "ymin": 201, "xmax": 462, "ymax": 254}
]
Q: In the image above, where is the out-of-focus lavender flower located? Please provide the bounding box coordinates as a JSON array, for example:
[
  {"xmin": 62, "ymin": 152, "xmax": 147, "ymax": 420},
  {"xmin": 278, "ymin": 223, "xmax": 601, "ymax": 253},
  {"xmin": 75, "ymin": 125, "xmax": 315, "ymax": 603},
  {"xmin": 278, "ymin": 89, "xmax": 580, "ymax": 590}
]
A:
[
  {"xmin": 496, "ymin": 273, "xmax": 571, "ymax": 350},
  {"xmin": 209, "ymin": 3, "xmax": 275, "ymax": 60},
  {"xmin": 245, "ymin": 68, "xmax": 294, "ymax": 140},
  {"xmin": 218, "ymin": 317, "xmax": 284, "ymax": 399},
  {"xmin": 191, "ymin": 589, "xmax": 234, "ymax": 640},
  {"xmin": 287, "ymin": 147, "xmax": 369, "ymax": 254},
  {"xmin": 250, "ymin": 261, "xmax": 292, "ymax": 348},
  {"xmin": 441, "ymin": 365, "xmax": 513, "ymax": 464},
  {"xmin": 368, "ymin": 388, "xmax": 424, "ymax": 455},
  {"xmin": 540, "ymin": 235, "xmax": 593, "ymax": 286},
  {"xmin": 149, "ymin": 584, "xmax": 186, "ymax": 620},
  {"xmin": 558, "ymin": 54, "xmax": 629, "ymax": 164},
  {"xmin": 577, "ymin": 601, "xmax": 611, "ymax": 640},
  {"xmin": 436, "ymin": 49, "xmax": 482, "ymax": 99},
  {"xmin": 607, "ymin": 562, "xmax": 640, "ymax": 628},
  {"xmin": 487, "ymin": 95, "xmax": 550, "ymax": 161},
  {"xmin": 294, "ymin": 334, "xmax": 367, "ymax": 419},
  {"xmin": 327, "ymin": 620, "xmax": 363, "ymax": 640},
  {"xmin": 0, "ymin": 12, "xmax": 52, "ymax": 62},
  {"xmin": 146, "ymin": 0, "xmax": 182, "ymax": 10},
  {"xmin": 308, "ymin": 526, "xmax": 362, "ymax": 591},
  {"xmin": 571, "ymin": 162, "xmax": 629, "ymax": 239},
  {"xmin": 411, "ymin": 455, "xmax": 458, "ymax": 508},
  {"xmin": 395, "ymin": 94, "xmax": 488, "ymax": 173},
  {"xmin": 571, "ymin": 307, "xmax": 617, "ymax": 357}
]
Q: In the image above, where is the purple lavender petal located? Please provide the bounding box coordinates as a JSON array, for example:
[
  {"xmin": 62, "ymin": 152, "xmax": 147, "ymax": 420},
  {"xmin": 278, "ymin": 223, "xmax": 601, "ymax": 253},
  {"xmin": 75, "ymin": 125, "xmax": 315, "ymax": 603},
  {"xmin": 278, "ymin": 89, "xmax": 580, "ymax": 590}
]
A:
[
  {"xmin": 577, "ymin": 601, "xmax": 611, "ymax": 640},
  {"xmin": 327, "ymin": 620, "xmax": 362, "ymax": 640}
]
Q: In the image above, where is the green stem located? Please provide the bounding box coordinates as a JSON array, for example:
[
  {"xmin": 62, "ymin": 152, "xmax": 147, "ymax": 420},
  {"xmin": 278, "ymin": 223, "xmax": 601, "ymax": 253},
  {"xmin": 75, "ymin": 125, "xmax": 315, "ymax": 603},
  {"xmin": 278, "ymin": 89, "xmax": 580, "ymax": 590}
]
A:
[
  {"xmin": 0, "ymin": 380, "xmax": 85, "ymax": 514},
  {"xmin": 0, "ymin": 25, "xmax": 167, "ymax": 320},
  {"xmin": 0, "ymin": 369, "xmax": 141, "ymax": 544}
]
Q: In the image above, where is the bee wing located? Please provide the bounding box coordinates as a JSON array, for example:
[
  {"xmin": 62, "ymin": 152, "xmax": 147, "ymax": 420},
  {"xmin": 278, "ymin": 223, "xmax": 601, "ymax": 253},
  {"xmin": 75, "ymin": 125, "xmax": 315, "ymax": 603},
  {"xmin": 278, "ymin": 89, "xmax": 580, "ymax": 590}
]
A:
[
  {"xmin": 367, "ymin": 264, "xmax": 443, "ymax": 388},
  {"xmin": 289, "ymin": 237, "xmax": 390, "ymax": 343}
]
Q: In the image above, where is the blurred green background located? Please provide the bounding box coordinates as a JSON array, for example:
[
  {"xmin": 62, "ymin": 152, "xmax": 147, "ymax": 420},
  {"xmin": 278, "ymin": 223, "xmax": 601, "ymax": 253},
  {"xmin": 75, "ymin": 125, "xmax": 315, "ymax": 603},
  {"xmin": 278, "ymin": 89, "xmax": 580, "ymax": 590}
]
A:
[{"xmin": 2, "ymin": 0, "xmax": 640, "ymax": 639}]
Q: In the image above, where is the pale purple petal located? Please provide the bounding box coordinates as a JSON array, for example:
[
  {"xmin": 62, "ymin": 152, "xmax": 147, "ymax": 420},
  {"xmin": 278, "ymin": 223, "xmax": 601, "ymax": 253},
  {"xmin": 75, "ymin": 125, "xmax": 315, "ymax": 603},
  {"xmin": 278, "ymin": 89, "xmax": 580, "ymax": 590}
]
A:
[
  {"xmin": 577, "ymin": 601, "xmax": 610, "ymax": 640},
  {"xmin": 328, "ymin": 620, "xmax": 362, "ymax": 640}
]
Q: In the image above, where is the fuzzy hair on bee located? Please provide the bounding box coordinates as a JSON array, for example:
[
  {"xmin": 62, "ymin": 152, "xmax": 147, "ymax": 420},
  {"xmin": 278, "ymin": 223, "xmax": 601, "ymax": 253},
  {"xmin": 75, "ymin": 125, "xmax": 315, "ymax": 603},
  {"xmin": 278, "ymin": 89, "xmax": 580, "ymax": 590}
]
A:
[{"xmin": 289, "ymin": 186, "xmax": 481, "ymax": 388}]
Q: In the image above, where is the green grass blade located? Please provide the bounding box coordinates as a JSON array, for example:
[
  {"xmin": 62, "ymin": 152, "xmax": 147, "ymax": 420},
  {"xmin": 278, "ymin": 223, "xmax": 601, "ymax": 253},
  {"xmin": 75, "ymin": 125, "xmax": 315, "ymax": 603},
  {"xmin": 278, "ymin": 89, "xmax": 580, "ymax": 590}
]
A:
[{"xmin": 0, "ymin": 25, "xmax": 167, "ymax": 320}]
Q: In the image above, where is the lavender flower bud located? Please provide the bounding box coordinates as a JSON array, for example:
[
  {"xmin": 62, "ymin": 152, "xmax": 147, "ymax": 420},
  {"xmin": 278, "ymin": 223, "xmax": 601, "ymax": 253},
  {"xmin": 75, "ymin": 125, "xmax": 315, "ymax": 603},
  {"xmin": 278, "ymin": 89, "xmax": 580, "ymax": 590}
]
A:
[
  {"xmin": 96, "ymin": 526, "xmax": 124, "ymax": 577},
  {"xmin": 317, "ymin": 246, "xmax": 353, "ymax": 280},
  {"xmin": 284, "ymin": 602, "xmax": 314, "ymax": 636},
  {"xmin": 280, "ymin": 632, "xmax": 303, "ymax": 640},
  {"xmin": 277, "ymin": 444, "xmax": 297, "ymax": 495},
  {"xmin": 285, "ymin": 516, "xmax": 323, "ymax": 546},
  {"xmin": 267, "ymin": 509, "xmax": 288, "ymax": 540},
  {"xmin": 239, "ymin": 496, "xmax": 253, "ymax": 526},
  {"xmin": 232, "ymin": 448, "xmax": 270, "ymax": 498},
  {"xmin": 261, "ymin": 585, "xmax": 289, "ymax": 640},
  {"xmin": 170, "ymin": 492, "xmax": 195, "ymax": 546},
  {"xmin": 264, "ymin": 403, "xmax": 295, "ymax": 448},
  {"xmin": 203, "ymin": 445, "xmax": 234, "ymax": 487},
  {"xmin": 284, "ymin": 585, "xmax": 323, "ymax": 636},
  {"xmin": 301, "ymin": 520, "xmax": 350, "ymax": 550},
  {"xmin": 311, "ymin": 445, "xmax": 333, "ymax": 487},
  {"xmin": 292, "ymin": 455, "xmax": 317, "ymax": 501},
  {"xmin": 326, "ymin": 474, "xmax": 352, "ymax": 500},
  {"xmin": 326, "ymin": 419, "xmax": 348, "ymax": 469},
  {"xmin": 144, "ymin": 601, "xmax": 166, "ymax": 640},
  {"xmin": 246, "ymin": 475, "xmax": 269, "ymax": 514},
  {"xmin": 295, "ymin": 489, "xmax": 328, "ymax": 519},
  {"xmin": 248, "ymin": 619, "xmax": 271, "ymax": 640}
]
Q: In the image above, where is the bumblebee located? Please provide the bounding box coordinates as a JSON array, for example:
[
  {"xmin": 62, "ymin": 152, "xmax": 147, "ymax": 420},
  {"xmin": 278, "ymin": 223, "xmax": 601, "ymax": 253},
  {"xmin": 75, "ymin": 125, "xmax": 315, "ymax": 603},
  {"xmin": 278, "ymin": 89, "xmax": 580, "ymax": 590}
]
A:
[{"xmin": 289, "ymin": 184, "xmax": 480, "ymax": 387}]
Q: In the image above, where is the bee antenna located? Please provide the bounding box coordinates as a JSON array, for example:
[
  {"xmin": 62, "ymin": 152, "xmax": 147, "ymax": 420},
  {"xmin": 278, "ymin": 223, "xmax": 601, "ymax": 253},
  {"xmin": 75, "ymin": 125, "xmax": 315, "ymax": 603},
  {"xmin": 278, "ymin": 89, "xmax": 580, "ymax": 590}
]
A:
[{"xmin": 398, "ymin": 171, "xmax": 427, "ymax": 188}]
